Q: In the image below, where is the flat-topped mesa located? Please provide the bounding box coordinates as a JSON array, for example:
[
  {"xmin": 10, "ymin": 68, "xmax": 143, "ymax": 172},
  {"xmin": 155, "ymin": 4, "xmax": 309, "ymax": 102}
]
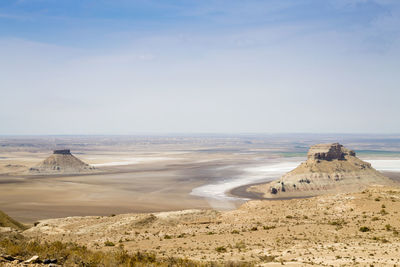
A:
[
  {"xmin": 247, "ymin": 142, "xmax": 392, "ymax": 198},
  {"xmin": 307, "ymin": 143, "xmax": 355, "ymax": 161},
  {"xmin": 29, "ymin": 149, "xmax": 94, "ymax": 174},
  {"xmin": 53, "ymin": 149, "xmax": 71, "ymax": 155}
]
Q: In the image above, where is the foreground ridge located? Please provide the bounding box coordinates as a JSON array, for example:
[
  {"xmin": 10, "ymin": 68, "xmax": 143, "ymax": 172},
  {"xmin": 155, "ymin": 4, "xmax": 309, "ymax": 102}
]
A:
[{"xmin": 4, "ymin": 186, "xmax": 398, "ymax": 266}]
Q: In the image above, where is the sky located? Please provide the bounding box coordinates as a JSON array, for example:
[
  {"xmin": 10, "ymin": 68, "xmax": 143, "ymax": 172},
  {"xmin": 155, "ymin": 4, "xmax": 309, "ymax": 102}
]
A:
[{"xmin": 0, "ymin": 0, "xmax": 399, "ymax": 135}]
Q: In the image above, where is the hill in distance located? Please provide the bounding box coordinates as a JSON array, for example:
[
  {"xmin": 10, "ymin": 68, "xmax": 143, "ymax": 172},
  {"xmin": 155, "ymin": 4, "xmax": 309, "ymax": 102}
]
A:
[
  {"xmin": 0, "ymin": 210, "xmax": 26, "ymax": 231},
  {"xmin": 249, "ymin": 143, "xmax": 394, "ymax": 198},
  {"xmin": 29, "ymin": 149, "xmax": 94, "ymax": 174}
]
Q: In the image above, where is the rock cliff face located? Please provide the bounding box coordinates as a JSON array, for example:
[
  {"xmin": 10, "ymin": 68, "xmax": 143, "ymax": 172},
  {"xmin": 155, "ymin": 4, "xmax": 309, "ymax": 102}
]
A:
[
  {"xmin": 29, "ymin": 150, "xmax": 94, "ymax": 174},
  {"xmin": 249, "ymin": 143, "xmax": 392, "ymax": 198},
  {"xmin": 53, "ymin": 149, "xmax": 72, "ymax": 155},
  {"xmin": 307, "ymin": 143, "xmax": 355, "ymax": 160}
]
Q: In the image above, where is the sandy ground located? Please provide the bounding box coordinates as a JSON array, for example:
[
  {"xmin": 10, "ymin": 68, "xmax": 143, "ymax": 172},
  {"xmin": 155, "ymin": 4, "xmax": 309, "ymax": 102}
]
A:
[
  {"xmin": 0, "ymin": 149, "xmax": 259, "ymax": 223},
  {"xmin": 22, "ymin": 185, "xmax": 400, "ymax": 266},
  {"xmin": 1, "ymin": 149, "xmax": 400, "ymax": 224},
  {"xmin": 2, "ymin": 136, "xmax": 400, "ymax": 266}
]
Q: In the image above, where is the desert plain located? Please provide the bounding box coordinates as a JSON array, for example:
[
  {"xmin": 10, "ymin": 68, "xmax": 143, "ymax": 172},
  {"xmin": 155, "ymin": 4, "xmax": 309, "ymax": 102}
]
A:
[
  {"xmin": 0, "ymin": 135, "xmax": 299, "ymax": 222},
  {"xmin": 1, "ymin": 134, "xmax": 400, "ymax": 266}
]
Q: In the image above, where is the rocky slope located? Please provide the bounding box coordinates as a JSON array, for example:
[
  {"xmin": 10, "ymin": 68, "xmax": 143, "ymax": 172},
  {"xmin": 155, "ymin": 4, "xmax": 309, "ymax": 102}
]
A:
[
  {"xmin": 0, "ymin": 210, "xmax": 26, "ymax": 231},
  {"xmin": 18, "ymin": 186, "xmax": 400, "ymax": 266},
  {"xmin": 249, "ymin": 143, "xmax": 393, "ymax": 198},
  {"xmin": 29, "ymin": 149, "xmax": 94, "ymax": 174}
]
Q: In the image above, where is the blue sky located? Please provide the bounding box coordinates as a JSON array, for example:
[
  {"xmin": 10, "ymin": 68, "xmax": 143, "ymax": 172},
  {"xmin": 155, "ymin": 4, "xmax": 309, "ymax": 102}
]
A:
[{"xmin": 1, "ymin": 0, "xmax": 399, "ymax": 134}]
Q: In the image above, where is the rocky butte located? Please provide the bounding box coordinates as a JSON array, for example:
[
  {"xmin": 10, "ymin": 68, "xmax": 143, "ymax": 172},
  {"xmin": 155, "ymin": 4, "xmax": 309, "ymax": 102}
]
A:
[
  {"xmin": 29, "ymin": 149, "xmax": 94, "ymax": 174},
  {"xmin": 248, "ymin": 143, "xmax": 393, "ymax": 198}
]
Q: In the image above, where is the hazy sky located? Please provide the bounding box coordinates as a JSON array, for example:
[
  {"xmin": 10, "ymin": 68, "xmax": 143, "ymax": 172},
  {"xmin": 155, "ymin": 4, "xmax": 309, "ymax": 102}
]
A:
[{"xmin": 1, "ymin": 0, "xmax": 399, "ymax": 134}]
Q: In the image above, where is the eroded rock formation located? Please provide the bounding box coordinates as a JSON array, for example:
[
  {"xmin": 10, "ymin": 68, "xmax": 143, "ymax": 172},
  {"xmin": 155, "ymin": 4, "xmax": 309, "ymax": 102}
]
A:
[
  {"xmin": 307, "ymin": 143, "xmax": 355, "ymax": 160},
  {"xmin": 249, "ymin": 143, "xmax": 392, "ymax": 198},
  {"xmin": 29, "ymin": 149, "xmax": 94, "ymax": 174}
]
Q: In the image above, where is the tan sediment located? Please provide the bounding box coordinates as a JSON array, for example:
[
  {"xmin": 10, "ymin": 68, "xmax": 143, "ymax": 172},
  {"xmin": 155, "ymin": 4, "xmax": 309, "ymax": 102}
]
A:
[{"xmin": 22, "ymin": 185, "xmax": 400, "ymax": 266}]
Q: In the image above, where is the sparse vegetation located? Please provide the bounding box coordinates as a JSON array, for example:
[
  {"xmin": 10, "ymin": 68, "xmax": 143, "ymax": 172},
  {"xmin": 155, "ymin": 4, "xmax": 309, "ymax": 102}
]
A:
[
  {"xmin": 329, "ymin": 220, "xmax": 346, "ymax": 226},
  {"xmin": 0, "ymin": 237, "xmax": 251, "ymax": 266},
  {"xmin": 380, "ymin": 209, "xmax": 388, "ymax": 215},
  {"xmin": 258, "ymin": 255, "xmax": 276, "ymax": 262},
  {"xmin": 104, "ymin": 240, "xmax": 115, "ymax": 246},
  {"xmin": 0, "ymin": 238, "xmax": 159, "ymax": 266},
  {"xmin": 234, "ymin": 241, "xmax": 246, "ymax": 251},
  {"xmin": 215, "ymin": 246, "xmax": 227, "ymax": 253},
  {"xmin": 2, "ymin": 186, "xmax": 400, "ymax": 266},
  {"xmin": 263, "ymin": 225, "xmax": 276, "ymax": 230},
  {"xmin": 359, "ymin": 226, "xmax": 371, "ymax": 232}
]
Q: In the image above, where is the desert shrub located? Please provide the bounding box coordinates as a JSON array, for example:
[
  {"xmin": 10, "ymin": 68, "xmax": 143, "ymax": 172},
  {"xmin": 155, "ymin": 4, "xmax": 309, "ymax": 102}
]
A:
[
  {"xmin": 215, "ymin": 246, "xmax": 227, "ymax": 253},
  {"xmin": 380, "ymin": 209, "xmax": 388, "ymax": 215},
  {"xmin": 329, "ymin": 220, "xmax": 346, "ymax": 226},
  {"xmin": 359, "ymin": 226, "xmax": 371, "ymax": 232},
  {"xmin": 258, "ymin": 255, "xmax": 276, "ymax": 262},
  {"xmin": 104, "ymin": 240, "xmax": 115, "ymax": 246},
  {"xmin": 234, "ymin": 241, "xmax": 246, "ymax": 251},
  {"xmin": 263, "ymin": 225, "xmax": 276, "ymax": 230}
]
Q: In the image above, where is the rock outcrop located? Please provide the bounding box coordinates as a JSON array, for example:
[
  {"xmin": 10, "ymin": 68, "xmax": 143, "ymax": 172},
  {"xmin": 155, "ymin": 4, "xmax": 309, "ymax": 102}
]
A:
[
  {"xmin": 29, "ymin": 149, "xmax": 94, "ymax": 174},
  {"xmin": 249, "ymin": 143, "xmax": 393, "ymax": 198},
  {"xmin": 307, "ymin": 143, "xmax": 355, "ymax": 160}
]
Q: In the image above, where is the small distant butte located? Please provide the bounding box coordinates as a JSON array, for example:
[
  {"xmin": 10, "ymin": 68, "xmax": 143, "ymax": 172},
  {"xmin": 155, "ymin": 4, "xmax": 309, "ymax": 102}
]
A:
[{"xmin": 53, "ymin": 149, "xmax": 71, "ymax": 155}]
